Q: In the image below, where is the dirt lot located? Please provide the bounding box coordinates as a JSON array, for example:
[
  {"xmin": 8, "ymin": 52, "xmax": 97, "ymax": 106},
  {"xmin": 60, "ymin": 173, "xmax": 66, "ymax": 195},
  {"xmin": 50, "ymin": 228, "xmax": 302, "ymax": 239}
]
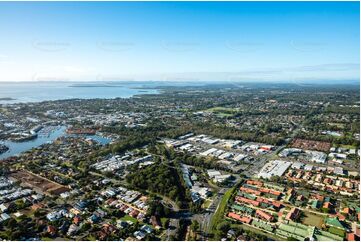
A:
[
  {"xmin": 291, "ymin": 139, "xmax": 331, "ymax": 152},
  {"xmin": 11, "ymin": 170, "xmax": 70, "ymax": 196},
  {"xmin": 302, "ymin": 211, "xmax": 324, "ymax": 228}
]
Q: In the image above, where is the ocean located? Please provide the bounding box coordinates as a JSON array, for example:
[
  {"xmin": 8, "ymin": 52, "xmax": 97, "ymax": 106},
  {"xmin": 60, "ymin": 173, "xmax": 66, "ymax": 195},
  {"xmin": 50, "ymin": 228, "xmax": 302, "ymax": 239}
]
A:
[{"xmin": 0, "ymin": 82, "xmax": 159, "ymax": 104}]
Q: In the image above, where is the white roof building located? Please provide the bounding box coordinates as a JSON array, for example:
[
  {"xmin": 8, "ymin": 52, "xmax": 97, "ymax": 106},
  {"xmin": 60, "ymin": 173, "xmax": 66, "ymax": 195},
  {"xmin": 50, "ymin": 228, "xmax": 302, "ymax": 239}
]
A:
[
  {"xmin": 233, "ymin": 153, "xmax": 246, "ymax": 162},
  {"xmin": 214, "ymin": 175, "xmax": 231, "ymax": 184},
  {"xmin": 200, "ymin": 148, "xmax": 218, "ymax": 156},
  {"xmin": 305, "ymin": 150, "xmax": 327, "ymax": 163},
  {"xmin": 207, "ymin": 170, "xmax": 221, "ymax": 178},
  {"xmin": 257, "ymin": 160, "xmax": 292, "ymax": 179},
  {"xmin": 291, "ymin": 162, "xmax": 304, "ymax": 170},
  {"xmin": 334, "ymin": 167, "xmax": 344, "ymax": 175},
  {"xmin": 304, "ymin": 164, "xmax": 313, "ymax": 171}
]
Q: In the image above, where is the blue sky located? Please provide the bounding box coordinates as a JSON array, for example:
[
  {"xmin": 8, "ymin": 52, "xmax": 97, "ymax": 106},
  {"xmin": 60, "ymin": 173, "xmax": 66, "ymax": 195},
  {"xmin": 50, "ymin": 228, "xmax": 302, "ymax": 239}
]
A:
[{"xmin": 0, "ymin": 1, "xmax": 359, "ymax": 82}]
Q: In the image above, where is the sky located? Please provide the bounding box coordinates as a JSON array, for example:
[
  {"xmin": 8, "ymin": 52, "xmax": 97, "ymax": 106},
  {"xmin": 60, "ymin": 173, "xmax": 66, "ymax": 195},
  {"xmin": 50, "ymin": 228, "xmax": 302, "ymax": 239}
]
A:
[{"xmin": 0, "ymin": 1, "xmax": 359, "ymax": 83}]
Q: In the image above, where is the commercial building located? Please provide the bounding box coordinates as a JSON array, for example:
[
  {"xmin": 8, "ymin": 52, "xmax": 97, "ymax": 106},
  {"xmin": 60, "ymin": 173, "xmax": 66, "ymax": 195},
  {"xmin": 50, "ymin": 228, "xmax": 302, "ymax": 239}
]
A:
[{"xmin": 257, "ymin": 160, "xmax": 292, "ymax": 179}]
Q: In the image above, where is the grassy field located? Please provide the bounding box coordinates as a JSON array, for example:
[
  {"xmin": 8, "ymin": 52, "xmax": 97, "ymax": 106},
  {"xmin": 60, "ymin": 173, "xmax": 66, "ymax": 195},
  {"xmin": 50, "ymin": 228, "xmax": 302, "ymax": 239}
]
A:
[
  {"xmin": 302, "ymin": 212, "xmax": 324, "ymax": 228},
  {"xmin": 339, "ymin": 144, "xmax": 357, "ymax": 149},
  {"xmin": 205, "ymin": 107, "xmax": 238, "ymax": 112},
  {"xmin": 327, "ymin": 123, "xmax": 345, "ymax": 128},
  {"xmin": 122, "ymin": 215, "xmax": 138, "ymax": 223},
  {"xmin": 328, "ymin": 227, "xmax": 346, "ymax": 237},
  {"xmin": 42, "ymin": 237, "xmax": 71, "ymax": 241},
  {"xmin": 232, "ymin": 224, "xmax": 285, "ymax": 241},
  {"xmin": 204, "ymin": 107, "xmax": 239, "ymax": 117},
  {"xmin": 202, "ymin": 199, "xmax": 212, "ymax": 209},
  {"xmin": 86, "ymin": 235, "xmax": 96, "ymax": 240},
  {"xmin": 160, "ymin": 217, "xmax": 168, "ymax": 227}
]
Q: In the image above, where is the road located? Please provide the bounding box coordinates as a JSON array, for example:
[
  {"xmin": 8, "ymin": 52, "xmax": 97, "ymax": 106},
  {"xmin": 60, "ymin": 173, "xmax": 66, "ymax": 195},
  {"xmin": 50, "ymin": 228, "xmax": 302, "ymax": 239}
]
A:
[
  {"xmin": 190, "ymin": 129, "xmax": 300, "ymax": 239},
  {"xmin": 201, "ymin": 174, "xmax": 245, "ymax": 239}
]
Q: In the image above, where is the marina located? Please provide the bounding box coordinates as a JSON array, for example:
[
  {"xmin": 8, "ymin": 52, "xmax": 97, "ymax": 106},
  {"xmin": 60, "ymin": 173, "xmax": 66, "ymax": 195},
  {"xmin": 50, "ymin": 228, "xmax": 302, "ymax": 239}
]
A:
[
  {"xmin": 0, "ymin": 126, "xmax": 112, "ymax": 160},
  {"xmin": 0, "ymin": 126, "xmax": 66, "ymax": 160}
]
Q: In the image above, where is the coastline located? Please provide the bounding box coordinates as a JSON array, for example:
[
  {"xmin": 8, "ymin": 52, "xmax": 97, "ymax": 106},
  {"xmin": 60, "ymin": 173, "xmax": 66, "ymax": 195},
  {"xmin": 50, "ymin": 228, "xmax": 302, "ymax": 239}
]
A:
[
  {"xmin": 0, "ymin": 82, "xmax": 160, "ymax": 105},
  {"xmin": 0, "ymin": 97, "xmax": 16, "ymax": 101}
]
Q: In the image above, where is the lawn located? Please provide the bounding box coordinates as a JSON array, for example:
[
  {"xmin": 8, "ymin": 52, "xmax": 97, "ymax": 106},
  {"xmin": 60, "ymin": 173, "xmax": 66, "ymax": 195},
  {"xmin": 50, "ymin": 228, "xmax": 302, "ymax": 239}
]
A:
[
  {"xmin": 338, "ymin": 144, "xmax": 357, "ymax": 149},
  {"xmin": 160, "ymin": 217, "xmax": 168, "ymax": 228},
  {"xmin": 202, "ymin": 199, "xmax": 212, "ymax": 209},
  {"xmin": 41, "ymin": 237, "xmax": 54, "ymax": 241},
  {"xmin": 86, "ymin": 235, "xmax": 96, "ymax": 241},
  {"xmin": 327, "ymin": 122, "xmax": 345, "ymax": 129},
  {"xmin": 122, "ymin": 215, "xmax": 138, "ymax": 223},
  {"xmin": 42, "ymin": 237, "xmax": 70, "ymax": 241},
  {"xmin": 206, "ymin": 107, "xmax": 237, "ymax": 112},
  {"xmin": 302, "ymin": 212, "xmax": 324, "ymax": 228},
  {"xmin": 18, "ymin": 208, "xmax": 35, "ymax": 217},
  {"xmin": 204, "ymin": 107, "xmax": 239, "ymax": 117},
  {"xmin": 231, "ymin": 224, "xmax": 284, "ymax": 241},
  {"xmin": 328, "ymin": 227, "xmax": 346, "ymax": 238},
  {"xmin": 216, "ymin": 113, "xmax": 234, "ymax": 117}
]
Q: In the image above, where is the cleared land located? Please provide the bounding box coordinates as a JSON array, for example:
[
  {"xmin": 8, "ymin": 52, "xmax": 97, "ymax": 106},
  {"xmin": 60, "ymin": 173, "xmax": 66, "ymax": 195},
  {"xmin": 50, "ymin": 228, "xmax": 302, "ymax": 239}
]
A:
[
  {"xmin": 11, "ymin": 170, "xmax": 70, "ymax": 196},
  {"xmin": 291, "ymin": 138, "xmax": 331, "ymax": 152},
  {"xmin": 301, "ymin": 211, "xmax": 324, "ymax": 228}
]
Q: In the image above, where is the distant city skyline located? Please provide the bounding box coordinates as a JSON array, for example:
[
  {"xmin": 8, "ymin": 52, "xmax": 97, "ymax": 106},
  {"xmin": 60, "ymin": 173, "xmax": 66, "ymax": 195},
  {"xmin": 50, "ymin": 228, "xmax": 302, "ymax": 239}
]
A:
[{"xmin": 0, "ymin": 1, "xmax": 359, "ymax": 82}]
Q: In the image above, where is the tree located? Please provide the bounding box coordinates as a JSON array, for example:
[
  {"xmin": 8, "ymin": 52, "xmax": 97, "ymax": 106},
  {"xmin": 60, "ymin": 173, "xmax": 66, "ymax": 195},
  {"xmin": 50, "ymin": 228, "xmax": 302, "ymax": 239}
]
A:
[
  {"xmin": 216, "ymin": 221, "xmax": 231, "ymax": 238},
  {"xmin": 5, "ymin": 218, "xmax": 18, "ymax": 230},
  {"xmin": 190, "ymin": 220, "xmax": 200, "ymax": 232},
  {"xmin": 126, "ymin": 163, "xmax": 190, "ymax": 207}
]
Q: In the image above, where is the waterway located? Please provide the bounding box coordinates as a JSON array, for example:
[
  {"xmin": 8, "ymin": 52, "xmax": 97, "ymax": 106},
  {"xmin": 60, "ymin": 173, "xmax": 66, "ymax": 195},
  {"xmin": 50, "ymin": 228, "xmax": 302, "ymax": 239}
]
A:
[{"xmin": 0, "ymin": 126, "xmax": 112, "ymax": 160}]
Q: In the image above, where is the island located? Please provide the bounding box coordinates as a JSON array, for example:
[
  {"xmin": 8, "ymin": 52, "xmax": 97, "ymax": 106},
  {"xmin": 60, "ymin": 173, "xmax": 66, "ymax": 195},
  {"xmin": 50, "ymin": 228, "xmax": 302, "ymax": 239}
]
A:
[
  {"xmin": 0, "ymin": 97, "xmax": 16, "ymax": 101},
  {"xmin": 0, "ymin": 144, "xmax": 9, "ymax": 154}
]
